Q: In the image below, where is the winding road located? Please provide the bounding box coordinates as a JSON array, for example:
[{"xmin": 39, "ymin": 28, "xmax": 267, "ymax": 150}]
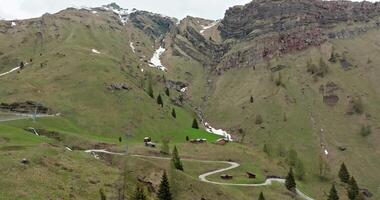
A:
[
  {"xmin": 86, "ymin": 150, "xmax": 314, "ymax": 200},
  {"xmin": 0, "ymin": 113, "xmax": 56, "ymax": 122}
]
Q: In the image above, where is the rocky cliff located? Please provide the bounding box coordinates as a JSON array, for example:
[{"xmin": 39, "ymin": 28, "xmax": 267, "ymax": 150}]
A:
[{"xmin": 171, "ymin": 0, "xmax": 380, "ymax": 74}]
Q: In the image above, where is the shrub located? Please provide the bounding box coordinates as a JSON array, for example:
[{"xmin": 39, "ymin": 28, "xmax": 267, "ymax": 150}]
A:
[
  {"xmin": 255, "ymin": 114, "xmax": 263, "ymax": 125},
  {"xmin": 360, "ymin": 125, "xmax": 371, "ymax": 137},
  {"xmin": 352, "ymin": 97, "xmax": 364, "ymax": 114}
]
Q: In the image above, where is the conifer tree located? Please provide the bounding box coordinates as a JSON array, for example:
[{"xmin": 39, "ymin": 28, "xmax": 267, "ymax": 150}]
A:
[
  {"xmin": 347, "ymin": 176, "xmax": 359, "ymax": 200},
  {"xmin": 338, "ymin": 162, "xmax": 350, "ymax": 183},
  {"xmin": 258, "ymin": 191, "xmax": 265, "ymax": 200},
  {"xmin": 172, "ymin": 146, "xmax": 184, "ymax": 171},
  {"xmin": 20, "ymin": 61, "xmax": 24, "ymax": 69},
  {"xmin": 285, "ymin": 167, "xmax": 296, "ymax": 192},
  {"xmin": 148, "ymin": 81, "xmax": 154, "ymax": 98},
  {"xmin": 158, "ymin": 172, "xmax": 172, "ymax": 200},
  {"xmin": 157, "ymin": 94, "xmax": 163, "ymax": 107},
  {"xmin": 192, "ymin": 118, "xmax": 199, "ymax": 129},
  {"xmin": 171, "ymin": 108, "xmax": 176, "ymax": 118},
  {"xmin": 250, "ymin": 96, "xmax": 254, "ymax": 103},
  {"xmin": 132, "ymin": 186, "xmax": 147, "ymax": 200},
  {"xmin": 328, "ymin": 184, "xmax": 339, "ymax": 200},
  {"xmin": 165, "ymin": 88, "xmax": 170, "ymax": 96}
]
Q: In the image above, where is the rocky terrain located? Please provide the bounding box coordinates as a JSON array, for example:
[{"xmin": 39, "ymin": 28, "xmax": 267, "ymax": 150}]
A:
[
  {"xmin": 168, "ymin": 0, "xmax": 380, "ymax": 74},
  {"xmin": 1, "ymin": 1, "xmax": 380, "ymax": 200}
]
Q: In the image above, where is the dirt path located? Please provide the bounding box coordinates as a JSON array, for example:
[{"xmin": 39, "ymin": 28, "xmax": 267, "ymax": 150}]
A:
[{"xmin": 86, "ymin": 151, "xmax": 314, "ymax": 200}]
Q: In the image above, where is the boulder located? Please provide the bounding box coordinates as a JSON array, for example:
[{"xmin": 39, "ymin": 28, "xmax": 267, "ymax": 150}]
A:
[{"xmin": 107, "ymin": 83, "xmax": 130, "ymax": 91}]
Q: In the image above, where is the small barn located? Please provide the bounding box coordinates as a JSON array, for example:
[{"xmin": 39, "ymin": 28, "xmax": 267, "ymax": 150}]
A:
[
  {"xmin": 220, "ymin": 174, "xmax": 233, "ymax": 180},
  {"xmin": 246, "ymin": 172, "xmax": 256, "ymax": 179}
]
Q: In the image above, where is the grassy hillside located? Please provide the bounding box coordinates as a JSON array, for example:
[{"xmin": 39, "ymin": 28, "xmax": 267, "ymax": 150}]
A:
[
  {"xmin": 1, "ymin": 4, "xmax": 380, "ymax": 200},
  {"xmin": 188, "ymin": 30, "xmax": 380, "ymax": 198}
]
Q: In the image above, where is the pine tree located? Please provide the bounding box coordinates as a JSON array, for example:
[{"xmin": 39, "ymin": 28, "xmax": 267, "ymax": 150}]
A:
[
  {"xmin": 250, "ymin": 96, "xmax": 254, "ymax": 103},
  {"xmin": 328, "ymin": 184, "xmax": 339, "ymax": 200},
  {"xmin": 165, "ymin": 88, "xmax": 170, "ymax": 96},
  {"xmin": 285, "ymin": 168, "xmax": 296, "ymax": 192},
  {"xmin": 172, "ymin": 146, "xmax": 184, "ymax": 171},
  {"xmin": 132, "ymin": 186, "xmax": 147, "ymax": 200},
  {"xmin": 171, "ymin": 108, "xmax": 176, "ymax": 118},
  {"xmin": 158, "ymin": 172, "xmax": 172, "ymax": 200},
  {"xmin": 295, "ymin": 159, "xmax": 305, "ymax": 180},
  {"xmin": 347, "ymin": 176, "xmax": 359, "ymax": 200},
  {"xmin": 192, "ymin": 118, "xmax": 199, "ymax": 129},
  {"xmin": 338, "ymin": 162, "xmax": 350, "ymax": 183},
  {"xmin": 20, "ymin": 61, "xmax": 24, "ymax": 69},
  {"xmin": 258, "ymin": 191, "xmax": 265, "ymax": 200},
  {"xmin": 148, "ymin": 81, "xmax": 154, "ymax": 98},
  {"xmin": 157, "ymin": 94, "xmax": 163, "ymax": 107}
]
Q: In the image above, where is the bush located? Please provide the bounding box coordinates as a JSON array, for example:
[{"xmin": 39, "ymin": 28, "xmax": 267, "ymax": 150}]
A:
[
  {"xmin": 360, "ymin": 125, "xmax": 371, "ymax": 137},
  {"xmin": 255, "ymin": 114, "xmax": 263, "ymax": 125},
  {"xmin": 306, "ymin": 58, "xmax": 329, "ymax": 77},
  {"xmin": 352, "ymin": 97, "xmax": 364, "ymax": 114}
]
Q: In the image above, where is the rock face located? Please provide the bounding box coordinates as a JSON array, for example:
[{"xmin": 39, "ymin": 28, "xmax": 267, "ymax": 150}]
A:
[
  {"xmin": 129, "ymin": 11, "xmax": 176, "ymax": 39},
  {"xmin": 172, "ymin": 0, "xmax": 380, "ymax": 73},
  {"xmin": 107, "ymin": 83, "xmax": 130, "ymax": 91},
  {"xmin": 213, "ymin": 0, "xmax": 380, "ymax": 72},
  {"xmin": 219, "ymin": 0, "xmax": 380, "ymax": 40},
  {"xmin": 165, "ymin": 80, "xmax": 188, "ymax": 92},
  {"xmin": 0, "ymin": 101, "xmax": 51, "ymax": 114}
]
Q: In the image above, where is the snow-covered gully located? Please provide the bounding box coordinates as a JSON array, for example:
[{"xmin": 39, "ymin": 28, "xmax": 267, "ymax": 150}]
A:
[
  {"xmin": 149, "ymin": 46, "xmax": 167, "ymax": 71},
  {"xmin": 85, "ymin": 151, "xmax": 314, "ymax": 200}
]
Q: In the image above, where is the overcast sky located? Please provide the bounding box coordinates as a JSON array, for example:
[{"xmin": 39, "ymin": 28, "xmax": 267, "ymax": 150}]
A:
[
  {"xmin": 0, "ymin": 0, "xmax": 376, "ymax": 21},
  {"xmin": 0, "ymin": 0, "xmax": 255, "ymax": 20}
]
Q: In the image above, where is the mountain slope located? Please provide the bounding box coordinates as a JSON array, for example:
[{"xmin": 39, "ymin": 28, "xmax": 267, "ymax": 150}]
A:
[{"xmin": 0, "ymin": 1, "xmax": 380, "ymax": 199}]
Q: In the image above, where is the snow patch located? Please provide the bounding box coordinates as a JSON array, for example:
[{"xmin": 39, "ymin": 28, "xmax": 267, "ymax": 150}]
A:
[
  {"xmin": 130, "ymin": 42, "xmax": 136, "ymax": 53},
  {"xmin": 66, "ymin": 147, "xmax": 73, "ymax": 151},
  {"xmin": 200, "ymin": 21, "xmax": 219, "ymax": 34},
  {"xmin": 102, "ymin": 5, "xmax": 137, "ymax": 25},
  {"xmin": 149, "ymin": 46, "xmax": 167, "ymax": 71},
  {"xmin": 11, "ymin": 22, "xmax": 16, "ymax": 27},
  {"xmin": 92, "ymin": 49, "xmax": 100, "ymax": 54},
  {"xmin": 180, "ymin": 87, "xmax": 187, "ymax": 93},
  {"xmin": 324, "ymin": 149, "xmax": 329, "ymax": 155},
  {"xmin": 204, "ymin": 122, "xmax": 233, "ymax": 141},
  {"xmin": 141, "ymin": 68, "xmax": 144, "ymax": 72},
  {"xmin": 91, "ymin": 10, "xmax": 98, "ymax": 14}
]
